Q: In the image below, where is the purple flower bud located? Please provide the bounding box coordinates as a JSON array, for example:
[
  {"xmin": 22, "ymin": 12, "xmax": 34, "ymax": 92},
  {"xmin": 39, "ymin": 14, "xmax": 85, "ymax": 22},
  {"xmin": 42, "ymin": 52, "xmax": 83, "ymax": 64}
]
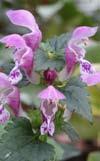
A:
[{"xmin": 43, "ymin": 69, "xmax": 57, "ymax": 84}]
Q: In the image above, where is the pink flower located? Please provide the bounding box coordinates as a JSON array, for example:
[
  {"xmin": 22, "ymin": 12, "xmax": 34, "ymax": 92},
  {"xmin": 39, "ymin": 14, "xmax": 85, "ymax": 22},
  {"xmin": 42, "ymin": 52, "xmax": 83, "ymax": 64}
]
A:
[
  {"xmin": 66, "ymin": 26, "xmax": 98, "ymax": 73},
  {"xmin": 38, "ymin": 85, "xmax": 65, "ymax": 135},
  {"xmin": 68, "ymin": 26, "xmax": 98, "ymax": 60},
  {"xmin": 40, "ymin": 100, "xmax": 57, "ymax": 136},
  {"xmin": 0, "ymin": 105, "xmax": 10, "ymax": 125},
  {"xmin": 0, "ymin": 10, "xmax": 42, "ymax": 84},
  {"xmin": 0, "ymin": 72, "xmax": 20, "ymax": 122},
  {"xmin": 66, "ymin": 26, "xmax": 100, "ymax": 86}
]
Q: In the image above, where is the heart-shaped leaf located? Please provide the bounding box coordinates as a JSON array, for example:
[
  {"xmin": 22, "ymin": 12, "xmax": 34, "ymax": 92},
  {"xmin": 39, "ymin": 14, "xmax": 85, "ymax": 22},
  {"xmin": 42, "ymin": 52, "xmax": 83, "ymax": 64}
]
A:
[{"xmin": 62, "ymin": 77, "xmax": 92, "ymax": 122}]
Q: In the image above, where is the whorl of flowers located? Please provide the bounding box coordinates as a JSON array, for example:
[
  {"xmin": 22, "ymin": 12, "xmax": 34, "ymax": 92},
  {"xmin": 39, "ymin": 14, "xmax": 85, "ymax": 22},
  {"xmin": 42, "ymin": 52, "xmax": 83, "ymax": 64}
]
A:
[{"xmin": 0, "ymin": 9, "xmax": 100, "ymax": 136}]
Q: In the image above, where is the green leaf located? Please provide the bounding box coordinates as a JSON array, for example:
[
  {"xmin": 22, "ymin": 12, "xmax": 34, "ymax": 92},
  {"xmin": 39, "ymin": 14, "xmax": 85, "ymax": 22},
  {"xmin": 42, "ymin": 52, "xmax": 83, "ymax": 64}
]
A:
[
  {"xmin": 0, "ymin": 126, "xmax": 5, "ymax": 140},
  {"xmin": 47, "ymin": 138, "xmax": 64, "ymax": 161},
  {"xmin": 54, "ymin": 110, "xmax": 79, "ymax": 142},
  {"xmin": 0, "ymin": 117, "xmax": 55, "ymax": 161},
  {"xmin": 62, "ymin": 122, "xmax": 79, "ymax": 142},
  {"xmin": 35, "ymin": 33, "xmax": 70, "ymax": 72},
  {"xmin": 55, "ymin": 109, "xmax": 64, "ymax": 133},
  {"xmin": 0, "ymin": 44, "xmax": 12, "ymax": 62},
  {"xmin": 87, "ymin": 152, "xmax": 100, "ymax": 161},
  {"xmin": 62, "ymin": 77, "xmax": 93, "ymax": 122},
  {"xmin": 28, "ymin": 109, "xmax": 42, "ymax": 129},
  {"xmin": 48, "ymin": 138, "xmax": 80, "ymax": 161},
  {"xmin": 0, "ymin": 61, "xmax": 14, "ymax": 74}
]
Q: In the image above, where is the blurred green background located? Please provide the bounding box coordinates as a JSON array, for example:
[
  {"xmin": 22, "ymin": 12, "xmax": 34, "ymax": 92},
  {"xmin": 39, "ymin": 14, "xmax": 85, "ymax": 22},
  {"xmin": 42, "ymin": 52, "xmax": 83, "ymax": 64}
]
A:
[{"xmin": 0, "ymin": 0, "xmax": 100, "ymax": 160}]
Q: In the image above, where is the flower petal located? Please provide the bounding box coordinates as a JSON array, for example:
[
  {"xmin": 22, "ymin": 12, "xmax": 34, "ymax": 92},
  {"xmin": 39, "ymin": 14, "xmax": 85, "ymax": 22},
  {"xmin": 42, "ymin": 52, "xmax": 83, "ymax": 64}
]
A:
[
  {"xmin": 0, "ymin": 34, "xmax": 26, "ymax": 49},
  {"xmin": 14, "ymin": 48, "xmax": 26, "ymax": 63},
  {"xmin": 19, "ymin": 47, "xmax": 33, "ymax": 77},
  {"xmin": 48, "ymin": 121, "xmax": 55, "ymax": 136},
  {"xmin": 41, "ymin": 100, "xmax": 57, "ymax": 119},
  {"xmin": 0, "ymin": 105, "xmax": 10, "ymax": 125},
  {"xmin": 40, "ymin": 121, "xmax": 48, "ymax": 135},
  {"xmin": 81, "ymin": 72, "xmax": 100, "ymax": 86},
  {"xmin": 69, "ymin": 42, "xmax": 86, "ymax": 59},
  {"xmin": 80, "ymin": 59, "xmax": 95, "ymax": 75},
  {"xmin": 8, "ymin": 67, "xmax": 23, "ymax": 85},
  {"xmin": 40, "ymin": 121, "xmax": 55, "ymax": 136},
  {"xmin": 66, "ymin": 48, "xmax": 76, "ymax": 76},
  {"xmin": 38, "ymin": 85, "xmax": 66, "ymax": 100},
  {"xmin": 0, "ymin": 72, "xmax": 11, "ymax": 89},
  {"xmin": 72, "ymin": 26, "xmax": 98, "ymax": 40},
  {"xmin": 23, "ymin": 31, "xmax": 42, "ymax": 51},
  {"xmin": 7, "ymin": 9, "xmax": 40, "ymax": 32},
  {"xmin": 7, "ymin": 87, "xmax": 20, "ymax": 116},
  {"xmin": 6, "ymin": 10, "xmax": 42, "ymax": 51}
]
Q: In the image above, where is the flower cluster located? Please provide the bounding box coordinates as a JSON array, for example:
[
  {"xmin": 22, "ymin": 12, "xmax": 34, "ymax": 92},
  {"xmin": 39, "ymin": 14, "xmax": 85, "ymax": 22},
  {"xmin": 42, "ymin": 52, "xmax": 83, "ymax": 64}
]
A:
[
  {"xmin": 0, "ymin": 9, "xmax": 42, "ymax": 124},
  {"xmin": 0, "ymin": 9, "xmax": 100, "ymax": 137}
]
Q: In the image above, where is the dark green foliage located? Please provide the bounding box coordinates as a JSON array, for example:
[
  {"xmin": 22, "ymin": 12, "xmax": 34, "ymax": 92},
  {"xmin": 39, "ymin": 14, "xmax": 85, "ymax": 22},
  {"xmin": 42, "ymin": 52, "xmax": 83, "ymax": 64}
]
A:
[
  {"xmin": 35, "ymin": 33, "xmax": 70, "ymax": 71},
  {"xmin": 0, "ymin": 117, "xmax": 55, "ymax": 161},
  {"xmin": 55, "ymin": 110, "xmax": 79, "ymax": 142},
  {"xmin": 62, "ymin": 122, "xmax": 79, "ymax": 142},
  {"xmin": 62, "ymin": 77, "xmax": 93, "ymax": 122},
  {"xmin": 55, "ymin": 109, "xmax": 64, "ymax": 133},
  {"xmin": 28, "ymin": 109, "xmax": 42, "ymax": 129},
  {"xmin": 48, "ymin": 139, "xmax": 80, "ymax": 161}
]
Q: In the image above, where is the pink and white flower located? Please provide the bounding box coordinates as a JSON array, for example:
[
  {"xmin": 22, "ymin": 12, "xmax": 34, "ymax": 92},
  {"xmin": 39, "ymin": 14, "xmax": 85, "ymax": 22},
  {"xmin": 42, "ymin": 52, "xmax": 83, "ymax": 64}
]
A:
[
  {"xmin": 66, "ymin": 26, "xmax": 100, "ymax": 86},
  {"xmin": 0, "ymin": 10, "xmax": 42, "ymax": 84},
  {"xmin": 68, "ymin": 26, "xmax": 98, "ymax": 60},
  {"xmin": 38, "ymin": 85, "xmax": 65, "ymax": 136},
  {"xmin": 0, "ymin": 72, "xmax": 20, "ymax": 124}
]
